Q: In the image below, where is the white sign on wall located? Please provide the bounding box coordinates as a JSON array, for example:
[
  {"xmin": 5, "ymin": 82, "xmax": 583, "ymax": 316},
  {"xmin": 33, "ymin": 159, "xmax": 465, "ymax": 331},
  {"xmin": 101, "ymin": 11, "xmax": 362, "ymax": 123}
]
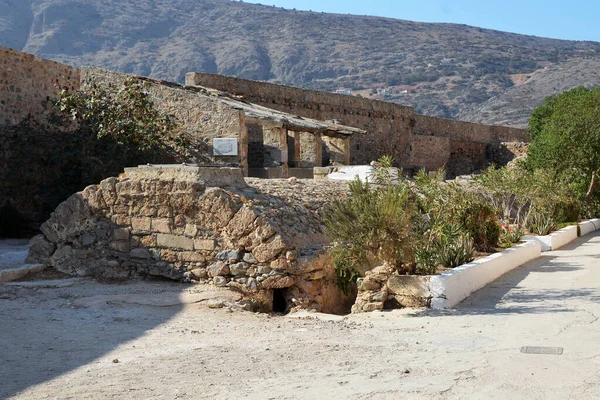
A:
[{"xmin": 213, "ymin": 138, "xmax": 238, "ymax": 156}]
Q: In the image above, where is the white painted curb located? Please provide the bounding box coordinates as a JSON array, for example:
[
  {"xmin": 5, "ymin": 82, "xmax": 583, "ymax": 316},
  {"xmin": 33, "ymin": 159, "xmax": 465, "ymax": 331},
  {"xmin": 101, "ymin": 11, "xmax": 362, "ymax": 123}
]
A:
[
  {"xmin": 0, "ymin": 264, "xmax": 47, "ymax": 283},
  {"xmin": 429, "ymin": 241, "xmax": 542, "ymax": 309},
  {"xmin": 579, "ymin": 219, "xmax": 600, "ymax": 236},
  {"xmin": 523, "ymin": 225, "xmax": 578, "ymax": 252}
]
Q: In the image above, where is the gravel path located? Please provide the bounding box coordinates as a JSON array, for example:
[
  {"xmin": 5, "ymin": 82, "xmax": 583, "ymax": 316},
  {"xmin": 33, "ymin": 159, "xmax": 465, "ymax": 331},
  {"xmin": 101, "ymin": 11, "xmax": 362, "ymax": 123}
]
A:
[{"xmin": 2, "ymin": 233, "xmax": 600, "ymax": 399}]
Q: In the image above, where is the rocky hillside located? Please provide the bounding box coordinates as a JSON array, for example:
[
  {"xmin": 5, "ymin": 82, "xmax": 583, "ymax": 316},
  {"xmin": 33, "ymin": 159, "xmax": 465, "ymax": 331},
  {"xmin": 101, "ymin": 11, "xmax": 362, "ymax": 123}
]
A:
[{"xmin": 2, "ymin": 0, "xmax": 600, "ymax": 127}]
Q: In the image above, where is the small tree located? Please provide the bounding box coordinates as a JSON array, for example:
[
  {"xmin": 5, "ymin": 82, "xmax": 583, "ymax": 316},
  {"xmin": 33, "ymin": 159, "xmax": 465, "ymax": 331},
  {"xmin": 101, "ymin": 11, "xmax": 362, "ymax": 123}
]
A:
[
  {"xmin": 527, "ymin": 86, "xmax": 600, "ymax": 202},
  {"xmin": 54, "ymin": 77, "xmax": 188, "ymax": 152}
]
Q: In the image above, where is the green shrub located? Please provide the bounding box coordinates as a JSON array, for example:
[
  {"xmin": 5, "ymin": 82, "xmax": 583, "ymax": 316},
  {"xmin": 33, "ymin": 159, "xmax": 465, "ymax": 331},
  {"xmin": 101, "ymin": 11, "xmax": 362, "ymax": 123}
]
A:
[
  {"xmin": 527, "ymin": 208, "xmax": 556, "ymax": 236},
  {"xmin": 476, "ymin": 164, "xmax": 581, "ymax": 234},
  {"xmin": 54, "ymin": 77, "xmax": 188, "ymax": 153},
  {"xmin": 324, "ymin": 178, "xmax": 414, "ymax": 289},
  {"xmin": 499, "ymin": 225, "xmax": 524, "ymax": 248}
]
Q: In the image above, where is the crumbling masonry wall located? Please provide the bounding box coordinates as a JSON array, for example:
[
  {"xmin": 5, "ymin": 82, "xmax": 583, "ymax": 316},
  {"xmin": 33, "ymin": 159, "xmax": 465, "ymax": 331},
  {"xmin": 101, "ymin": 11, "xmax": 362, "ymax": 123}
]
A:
[
  {"xmin": 0, "ymin": 47, "xmax": 80, "ymax": 126},
  {"xmin": 186, "ymin": 73, "xmax": 528, "ymax": 173},
  {"xmin": 27, "ymin": 166, "xmax": 351, "ymax": 313}
]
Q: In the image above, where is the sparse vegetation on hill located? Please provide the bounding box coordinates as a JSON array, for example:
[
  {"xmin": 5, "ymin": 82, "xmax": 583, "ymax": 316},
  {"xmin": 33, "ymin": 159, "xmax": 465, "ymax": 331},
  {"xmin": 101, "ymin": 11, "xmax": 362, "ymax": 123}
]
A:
[{"xmin": 2, "ymin": 0, "xmax": 600, "ymax": 126}]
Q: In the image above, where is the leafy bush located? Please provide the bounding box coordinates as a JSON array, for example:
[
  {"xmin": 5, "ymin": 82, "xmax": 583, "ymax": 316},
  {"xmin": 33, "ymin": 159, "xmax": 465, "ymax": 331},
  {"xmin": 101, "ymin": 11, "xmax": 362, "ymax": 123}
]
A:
[
  {"xmin": 476, "ymin": 164, "xmax": 581, "ymax": 233},
  {"xmin": 499, "ymin": 224, "xmax": 524, "ymax": 248},
  {"xmin": 54, "ymin": 77, "xmax": 188, "ymax": 153},
  {"xmin": 527, "ymin": 86, "xmax": 600, "ymax": 204},
  {"xmin": 324, "ymin": 178, "xmax": 414, "ymax": 289},
  {"xmin": 413, "ymin": 169, "xmax": 500, "ymax": 252}
]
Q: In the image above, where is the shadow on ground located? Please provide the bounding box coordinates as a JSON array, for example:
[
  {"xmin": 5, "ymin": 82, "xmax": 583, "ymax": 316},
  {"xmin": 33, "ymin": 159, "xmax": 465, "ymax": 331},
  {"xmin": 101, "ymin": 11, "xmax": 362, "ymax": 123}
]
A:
[
  {"xmin": 411, "ymin": 231, "xmax": 600, "ymax": 318},
  {"xmin": 0, "ymin": 277, "xmax": 191, "ymax": 399}
]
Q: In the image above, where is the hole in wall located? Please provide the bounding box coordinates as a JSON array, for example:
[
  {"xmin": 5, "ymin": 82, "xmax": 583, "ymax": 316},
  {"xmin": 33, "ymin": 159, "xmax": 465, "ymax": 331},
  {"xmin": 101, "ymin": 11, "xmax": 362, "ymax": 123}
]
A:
[
  {"xmin": 0, "ymin": 202, "xmax": 31, "ymax": 238},
  {"xmin": 272, "ymin": 288, "xmax": 289, "ymax": 314}
]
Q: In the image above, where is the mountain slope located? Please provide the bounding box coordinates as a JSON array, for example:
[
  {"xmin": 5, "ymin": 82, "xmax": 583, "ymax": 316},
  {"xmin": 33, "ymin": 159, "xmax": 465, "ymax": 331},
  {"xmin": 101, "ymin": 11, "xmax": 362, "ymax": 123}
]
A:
[{"xmin": 2, "ymin": 0, "xmax": 600, "ymax": 126}]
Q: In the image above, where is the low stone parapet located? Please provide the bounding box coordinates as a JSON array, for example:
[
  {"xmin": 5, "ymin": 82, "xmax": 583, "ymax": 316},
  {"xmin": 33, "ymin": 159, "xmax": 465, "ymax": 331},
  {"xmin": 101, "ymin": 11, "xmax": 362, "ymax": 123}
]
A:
[{"xmin": 523, "ymin": 225, "xmax": 578, "ymax": 252}]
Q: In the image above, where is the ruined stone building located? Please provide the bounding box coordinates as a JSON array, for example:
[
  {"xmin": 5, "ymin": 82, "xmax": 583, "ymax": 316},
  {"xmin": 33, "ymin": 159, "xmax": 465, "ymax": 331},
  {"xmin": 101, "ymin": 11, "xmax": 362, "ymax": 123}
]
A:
[
  {"xmin": 186, "ymin": 72, "xmax": 527, "ymax": 175},
  {"xmin": 1, "ymin": 46, "xmax": 530, "ymax": 311}
]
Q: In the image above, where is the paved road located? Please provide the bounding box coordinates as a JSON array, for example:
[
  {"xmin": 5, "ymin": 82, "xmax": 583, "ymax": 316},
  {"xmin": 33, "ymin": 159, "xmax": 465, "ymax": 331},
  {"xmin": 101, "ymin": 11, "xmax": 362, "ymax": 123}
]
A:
[{"xmin": 1, "ymin": 233, "xmax": 599, "ymax": 399}]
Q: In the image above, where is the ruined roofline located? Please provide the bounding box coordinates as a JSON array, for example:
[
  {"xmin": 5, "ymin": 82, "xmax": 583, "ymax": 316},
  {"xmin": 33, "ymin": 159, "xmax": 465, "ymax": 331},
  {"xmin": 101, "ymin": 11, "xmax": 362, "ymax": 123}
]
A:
[
  {"xmin": 186, "ymin": 71, "xmax": 528, "ymax": 131},
  {"xmin": 79, "ymin": 67, "xmax": 364, "ymax": 137},
  {"xmin": 186, "ymin": 71, "xmax": 416, "ymax": 115}
]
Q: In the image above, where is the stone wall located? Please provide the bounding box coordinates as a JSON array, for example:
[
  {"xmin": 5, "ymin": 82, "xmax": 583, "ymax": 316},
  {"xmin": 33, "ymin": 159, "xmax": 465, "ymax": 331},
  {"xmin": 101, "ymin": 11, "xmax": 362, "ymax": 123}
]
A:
[
  {"xmin": 0, "ymin": 46, "xmax": 80, "ymax": 126},
  {"xmin": 81, "ymin": 68, "xmax": 246, "ymax": 168},
  {"xmin": 186, "ymin": 73, "xmax": 528, "ymax": 173},
  {"xmin": 27, "ymin": 166, "xmax": 353, "ymax": 313}
]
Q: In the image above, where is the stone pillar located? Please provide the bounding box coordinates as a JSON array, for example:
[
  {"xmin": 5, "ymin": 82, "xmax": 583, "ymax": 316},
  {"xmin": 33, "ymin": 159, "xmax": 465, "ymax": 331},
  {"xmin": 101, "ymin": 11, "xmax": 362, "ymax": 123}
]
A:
[
  {"xmin": 298, "ymin": 132, "xmax": 322, "ymax": 168},
  {"xmin": 239, "ymin": 117, "xmax": 249, "ymax": 176},
  {"xmin": 263, "ymin": 126, "xmax": 289, "ymax": 177},
  {"xmin": 342, "ymin": 137, "xmax": 351, "ymax": 165},
  {"xmin": 322, "ymin": 136, "xmax": 352, "ymax": 166}
]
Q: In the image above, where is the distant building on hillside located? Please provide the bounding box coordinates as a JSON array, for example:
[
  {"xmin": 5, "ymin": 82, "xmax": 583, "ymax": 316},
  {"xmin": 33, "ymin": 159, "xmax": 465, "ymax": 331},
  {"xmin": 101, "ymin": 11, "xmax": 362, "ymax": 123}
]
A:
[{"xmin": 334, "ymin": 89, "xmax": 352, "ymax": 95}]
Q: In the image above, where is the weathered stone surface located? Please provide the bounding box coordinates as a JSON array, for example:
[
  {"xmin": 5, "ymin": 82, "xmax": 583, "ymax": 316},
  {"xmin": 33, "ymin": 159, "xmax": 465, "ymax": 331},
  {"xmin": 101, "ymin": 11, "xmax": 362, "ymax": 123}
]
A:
[
  {"xmin": 216, "ymin": 250, "xmax": 240, "ymax": 262},
  {"xmin": 213, "ymin": 276, "xmax": 228, "ymax": 287},
  {"xmin": 230, "ymin": 262, "xmax": 249, "ymax": 276},
  {"xmin": 208, "ymin": 262, "xmax": 230, "ymax": 277},
  {"xmin": 113, "ymin": 228, "xmax": 130, "ymax": 241},
  {"xmin": 253, "ymin": 235, "xmax": 287, "ymax": 263},
  {"xmin": 130, "ymin": 248, "xmax": 151, "ymax": 259},
  {"xmin": 225, "ymin": 206, "xmax": 258, "ymax": 238},
  {"xmin": 178, "ymin": 252, "xmax": 206, "ymax": 263},
  {"xmin": 157, "ymin": 234, "xmax": 194, "ymax": 250},
  {"xmin": 191, "ymin": 268, "xmax": 208, "ymax": 279},
  {"xmin": 159, "ymin": 250, "xmax": 178, "ymax": 263},
  {"xmin": 152, "ymin": 218, "xmax": 173, "ymax": 234},
  {"xmin": 29, "ymin": 166, "xmax": 345, "ymax": 313},
  {"xmin": 81, "ymin": 233, "xmax": 96, "ymax": 247},
  {"xmin": 387, "ymin": 275, "xmax": 432, "ymax": 297},
  {"xmin": 194, "ymin": 238, "xmax": 217, "ymax": 251},
  {"xmin": 261, "ymin": 275, "xmax": 296, "ymax": 289},
  {"xmin": 131, "ymin": 217, "xmax": 152, "ymax": 232},
  {"xmin": 109, "ymin": 241, "xmax": 130, "ymax": 253},
  {"xmin": 357, "ymin": 278, "xmax": 381, "ymax": 292},
  {"xmin": 140, "ymin": 235, "xmax": 157, "ymax": 247},
  {"xmin": 26, "ymin": 235, "xmax": 55, "ymax": 264},
  {"xmin": 184, "ymin": 224, "xmax": 198, "ymax": 237},
  {"xmin": 257, "ymin": 265, "xmax": 272, "ymax": 275}
]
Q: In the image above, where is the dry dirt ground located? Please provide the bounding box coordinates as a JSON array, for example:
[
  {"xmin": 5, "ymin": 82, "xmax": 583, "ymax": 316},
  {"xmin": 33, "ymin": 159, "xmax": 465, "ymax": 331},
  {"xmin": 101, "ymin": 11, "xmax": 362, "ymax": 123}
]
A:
[{"xmin": 2, "ymin": 233, "xmax": 600, "ymax": 399}]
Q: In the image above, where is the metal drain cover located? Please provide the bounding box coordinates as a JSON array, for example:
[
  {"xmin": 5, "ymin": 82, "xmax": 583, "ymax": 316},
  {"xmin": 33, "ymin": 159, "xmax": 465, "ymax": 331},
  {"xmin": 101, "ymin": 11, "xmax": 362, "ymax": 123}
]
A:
[{"xmin": 520, "ymin": 346, "xmax": 564, "ymax": 355}]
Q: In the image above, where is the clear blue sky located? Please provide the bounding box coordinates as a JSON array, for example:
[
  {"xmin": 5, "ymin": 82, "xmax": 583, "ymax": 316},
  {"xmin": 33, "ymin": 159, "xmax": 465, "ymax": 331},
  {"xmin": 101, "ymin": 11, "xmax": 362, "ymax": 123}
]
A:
[{"xmin": 244, "ymin": 0, "xmax": 600, "ymax": 42}]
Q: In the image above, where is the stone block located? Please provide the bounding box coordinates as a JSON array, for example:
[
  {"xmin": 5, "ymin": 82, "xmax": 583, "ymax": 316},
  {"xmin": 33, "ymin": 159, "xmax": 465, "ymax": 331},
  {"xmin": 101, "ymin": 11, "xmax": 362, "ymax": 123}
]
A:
[
  {"xmin": 184, "ymin": 224, "xmax": 198, "ymax": 237},
  {"xmin": 230, "ymin": 262, "xmax": 250, "ymax": 276},
  {"xmin": 109, "ymin": 241, "xmax": 130, "ymax": 253},
  {"xmin": 131, "ymin": 217, "xmax": 152, "ymax": 232},
  {"xmin": 178, "ymin": 252, "xmax": 206, "ymax": 263},
  {"xmin": 386, "ymin": 275, "xmax": 431, "ymax": 298},
  {"xmin": 160, "ymin": 249, "xmax": 178, "ymax": 263},
  {"xmin": 253, "ymin": 235, "xmax": 287, "ymax": 263},
  {"xmin": 208, "ymin": 262, "xmax": 230, "ymax": 277},
  {"xmin": 113, "ymin": 228, "xmax": 130, "ymax": 241},
  {"xmin": 130, "ymin": 248, "xmax": 151, "ymax": 259},
  {"xmin": 194, "ymin": 238, "xmax": 217, "ymax": 251},
  {"xmin": 140, "ymin": 235, "xmax": 157, "ymax": 247},
  {"xmin": 112, "ymin": 215, "xmax": 131, "ymax": 226},
  {"xmin": 216, "ymin": 250, "xmax": 240, "ymax": 262},
  {"xmin": 213, "ymin": 276, "xmax": 228, "ymax": 287},
  {"xmin": 157, "ymin": 234, "xmax": 194, "ymax": 250},
  {"xmin": 152, "ymin": 218, "xmax": 173, "ymax": 234},
  {"xmin": 191, "ymin": 268, "xmax": 208, "ymax": 279},
  {"xmin": 81, "ymin": 233, "xmax": 96, "ymax": 247}
]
